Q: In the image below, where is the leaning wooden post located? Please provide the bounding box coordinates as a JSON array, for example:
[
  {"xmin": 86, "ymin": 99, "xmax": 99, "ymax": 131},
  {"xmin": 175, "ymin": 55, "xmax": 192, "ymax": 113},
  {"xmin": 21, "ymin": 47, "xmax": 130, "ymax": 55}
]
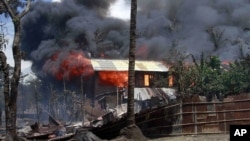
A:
[{"xmin": 179, "ymin": 98, "xmax": 183, "ymax": 133}]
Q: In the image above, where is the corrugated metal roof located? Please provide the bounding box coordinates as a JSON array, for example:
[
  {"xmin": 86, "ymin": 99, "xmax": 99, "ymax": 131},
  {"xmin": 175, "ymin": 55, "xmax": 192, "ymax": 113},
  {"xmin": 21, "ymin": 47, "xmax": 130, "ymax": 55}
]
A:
[
  {"xmin": 133, "ymin": 88, "xmax": 176, "ymax": 101},
  {"xmin": 134, "ymin": 88, "xmax": 151, "ymax": 100},
  {"xmin": 90, "ymin": 59, "xmax": 169, "ymax": 72}
]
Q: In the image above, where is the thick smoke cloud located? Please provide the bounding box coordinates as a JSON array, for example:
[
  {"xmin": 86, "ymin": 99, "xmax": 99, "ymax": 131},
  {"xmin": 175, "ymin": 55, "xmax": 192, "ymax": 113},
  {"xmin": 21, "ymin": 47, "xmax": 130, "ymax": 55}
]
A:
[
  {"xmin": 21, "ymin": 0, "xmax": 250, "ymax": 78},
  {"xmin": 22, "ymin": 0, "xmax": 128, "ymax": 75},
  {"xmin": 135, "ymin": 0, "xmax": 250, "ymax": 60}
]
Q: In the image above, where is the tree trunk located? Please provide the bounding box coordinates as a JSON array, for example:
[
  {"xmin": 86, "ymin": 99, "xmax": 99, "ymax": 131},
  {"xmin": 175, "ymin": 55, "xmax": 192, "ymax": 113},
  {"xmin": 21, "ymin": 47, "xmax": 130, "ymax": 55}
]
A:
[
  {"xmin": 0, "ymin": 51, "xmax": 15, "ymax": 140},
  {"xmin": 0, "ymin": 52, "xmax": 9, "ymax": 129},
  {"xmin": 123, "ymin": 0, "xmax": 146, "ymax": 140},
  {"xmin": 127, "ymin": 0, "xmax": 137, "ymax": 128},
  {"xmin": 0, "ymin": 16, "xmax": 22, "ymax": 141},
  {"xmin": 0, "ymin": 0, "xmax": 31, "ymax": 140},
  {"xmin": 4, "ymin": 19, "xmax": 22, "ymax": 141},
  {"xmin": 0, "ymin": 107, "xmax": 2, "ymax": 126}
]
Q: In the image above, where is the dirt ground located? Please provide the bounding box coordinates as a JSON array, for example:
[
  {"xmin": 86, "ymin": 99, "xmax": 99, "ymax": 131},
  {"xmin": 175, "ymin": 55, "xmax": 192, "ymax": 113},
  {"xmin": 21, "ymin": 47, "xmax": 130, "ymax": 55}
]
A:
[{"xmin": 148, "ymin": 134, "xmax": 229, "ymax": 141}]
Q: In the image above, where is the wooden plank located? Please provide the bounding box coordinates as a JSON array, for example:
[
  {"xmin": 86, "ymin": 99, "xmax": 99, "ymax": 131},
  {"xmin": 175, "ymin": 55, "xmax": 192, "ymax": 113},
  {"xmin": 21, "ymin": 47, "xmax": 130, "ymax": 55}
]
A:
[{"xmin": 48, "ymin": 133, "xmax": 74, "ymax": 141}]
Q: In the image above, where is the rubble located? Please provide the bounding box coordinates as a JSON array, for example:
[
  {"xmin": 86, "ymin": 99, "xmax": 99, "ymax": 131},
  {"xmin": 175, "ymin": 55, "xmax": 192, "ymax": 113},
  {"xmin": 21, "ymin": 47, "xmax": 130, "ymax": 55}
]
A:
[
  {"xmin": 15, "ymin": 113, "xmax": 103, "ymax": 141},
  {"xmin": 23, "ymin": 116, "xmax": 73, "ymax": 140}
]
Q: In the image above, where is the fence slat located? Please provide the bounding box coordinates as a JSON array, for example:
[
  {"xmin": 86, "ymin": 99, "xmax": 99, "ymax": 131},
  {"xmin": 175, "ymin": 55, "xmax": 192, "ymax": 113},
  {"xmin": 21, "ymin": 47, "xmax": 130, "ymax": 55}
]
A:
[{"xmin": 139, "ymin": 94, "xmax": 250, "ymax": 137}]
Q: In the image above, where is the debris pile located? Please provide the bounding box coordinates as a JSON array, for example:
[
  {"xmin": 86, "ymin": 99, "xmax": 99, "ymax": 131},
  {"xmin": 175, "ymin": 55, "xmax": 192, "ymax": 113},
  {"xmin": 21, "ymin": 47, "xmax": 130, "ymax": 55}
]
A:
[{"xmin": 21, "ymin": 115, "xmax": 74, "ymax": 141}]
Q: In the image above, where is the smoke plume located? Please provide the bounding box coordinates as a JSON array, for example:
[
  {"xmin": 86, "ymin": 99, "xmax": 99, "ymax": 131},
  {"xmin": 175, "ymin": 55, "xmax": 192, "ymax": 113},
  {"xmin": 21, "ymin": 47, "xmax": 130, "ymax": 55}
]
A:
[{"xmin": 21, "ymin": 0, "xmax": 250, "ymax": 80}]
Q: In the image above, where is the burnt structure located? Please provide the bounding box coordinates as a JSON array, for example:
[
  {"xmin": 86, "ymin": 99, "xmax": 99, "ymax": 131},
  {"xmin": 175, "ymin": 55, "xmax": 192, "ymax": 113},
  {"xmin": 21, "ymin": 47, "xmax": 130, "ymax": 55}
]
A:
[{"xmin": 85, "ymin": 59, "xmax": 173, "ymax": 112}]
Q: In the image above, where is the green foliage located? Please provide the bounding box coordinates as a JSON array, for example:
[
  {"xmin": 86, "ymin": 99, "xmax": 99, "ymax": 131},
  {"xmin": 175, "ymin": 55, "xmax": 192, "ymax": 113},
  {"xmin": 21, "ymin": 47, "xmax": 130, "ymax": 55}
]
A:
[
  {"xmin": 153, "ymin": 75, "xmax": 168, "ymax": 87},
  {"xmin": 167, "ymin": 52, "xmax": 250, "ymax": 98}
]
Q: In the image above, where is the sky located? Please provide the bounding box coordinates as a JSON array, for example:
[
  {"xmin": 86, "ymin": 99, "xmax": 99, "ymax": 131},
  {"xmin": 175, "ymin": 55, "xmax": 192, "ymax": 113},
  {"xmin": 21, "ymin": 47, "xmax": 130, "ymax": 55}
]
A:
[
  {"xmin": 109, "ymin": 0, "xmax": 130, "ymax": 20},
  {"xmin": 1, "ymin": 0, "xmax": 129, "ymax": 71}
]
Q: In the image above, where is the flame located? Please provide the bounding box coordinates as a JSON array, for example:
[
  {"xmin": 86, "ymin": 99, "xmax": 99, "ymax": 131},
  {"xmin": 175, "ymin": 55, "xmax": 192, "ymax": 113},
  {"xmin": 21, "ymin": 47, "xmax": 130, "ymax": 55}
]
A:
[
  {"xmin": 221, "ymin": 60, "xmax": 231, "ymax": 65},
  {"xmin": 99, "ymin": 71, "xmax": 128, "ymax": 87},
  {"xmin": 144, "ymin": 74, "xmax": 150, "ymax": 86},
  {"xmin": 43, "ymin": 50, "xmax": 94, "ymax": 80},
  {"xmin": 168, "ymin": 75, "xmax": 174, "ymax": 87}
]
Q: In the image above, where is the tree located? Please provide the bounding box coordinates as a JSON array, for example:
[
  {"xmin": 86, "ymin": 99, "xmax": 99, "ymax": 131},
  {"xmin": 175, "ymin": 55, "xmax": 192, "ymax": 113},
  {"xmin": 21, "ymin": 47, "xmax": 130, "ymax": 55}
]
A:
[
  {"xmin": 119, "ymin": 0, "xmax": 146, "ymax": 140},
  {"xmin": 0, "ymin": 21, "xmax": 8, "ymax": 127},
  {"xmin": 206, "ymin": 26, "xmax": 227, "ymax": 51},
  {"xmin": 0, "ymin": 84, "xmax": 2, "ymax": 126},
  {"xmin": 127, "ymin": 0, "xmax": 137, "ymax": 128},
  {"xmin": 0, "ymin": 0, "xmax": 31, "ymax": 140},
  {"xmin": 190, "ymin": 54, "xmax": 223, "ymax": 99},
  {"xmin": 164, "ymin": 45, "xmax": 192, "ymax": 94}
]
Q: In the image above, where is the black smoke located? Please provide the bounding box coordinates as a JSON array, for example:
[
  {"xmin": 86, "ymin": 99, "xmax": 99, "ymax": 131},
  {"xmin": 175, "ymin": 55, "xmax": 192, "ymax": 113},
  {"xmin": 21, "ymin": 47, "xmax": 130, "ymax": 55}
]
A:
[
  {"xmin": 21, "ymin": 0, "xmax": 250, "ymax": 76},
  {"xmin": 135, "ymin": 0, "xmax": 250, "ymax": 60},
  {"xmin": 21, "ymin": 0, "xmax": 128, "ymax": 73},
  {"xmin": 18, "ymin": 0, "xmax": 250, "ymax": 122}
]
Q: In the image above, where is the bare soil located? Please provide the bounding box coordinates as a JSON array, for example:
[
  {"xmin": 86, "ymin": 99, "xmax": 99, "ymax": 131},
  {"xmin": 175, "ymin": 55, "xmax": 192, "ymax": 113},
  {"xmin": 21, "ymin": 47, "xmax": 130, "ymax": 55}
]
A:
[{"xmin": 148, "ymin": 134, "xmax": 229, "ymax": 141}]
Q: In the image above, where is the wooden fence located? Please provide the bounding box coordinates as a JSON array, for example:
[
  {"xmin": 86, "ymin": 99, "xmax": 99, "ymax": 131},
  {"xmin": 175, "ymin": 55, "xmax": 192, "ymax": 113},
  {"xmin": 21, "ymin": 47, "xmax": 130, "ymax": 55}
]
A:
[{"xmin": 136, "ymin": 93, "xmax": 250, "ymax": 137}]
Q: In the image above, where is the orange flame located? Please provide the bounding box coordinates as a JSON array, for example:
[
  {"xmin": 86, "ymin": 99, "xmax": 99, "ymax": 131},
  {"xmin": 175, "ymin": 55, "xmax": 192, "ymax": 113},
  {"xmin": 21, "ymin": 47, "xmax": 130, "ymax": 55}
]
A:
[
  {"xmin": 99, "ymin": 71, "xmax": 128, "ymax": 87},
  {"xmin": 168, "ymin": 75, "xmax": 174, "ymax": 87},
  {"xmin": 43, "ymin": 50, "xmax": 94, "ymax": 80},
  {"xmin": 144, "ymin": 74, "xmax": 150, "ymax": 86}
]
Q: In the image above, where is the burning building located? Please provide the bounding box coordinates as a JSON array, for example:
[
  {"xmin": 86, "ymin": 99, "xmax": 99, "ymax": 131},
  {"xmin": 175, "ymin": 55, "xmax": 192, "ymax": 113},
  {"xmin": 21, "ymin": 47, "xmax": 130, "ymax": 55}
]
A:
[
  {"xmin": 20, "ymin": 0, "xmax": 250, "ymax": 98},
  {"xmin": 88, "ymin": 59, "xmax": 175, "ymax": 112},
  {"xmin": 32, "ymin": 48, "xmax": 174, "ymax": 121},
  {"xmin": 17, "ymin": 0, "xmax": 250, "ymax": 124}
]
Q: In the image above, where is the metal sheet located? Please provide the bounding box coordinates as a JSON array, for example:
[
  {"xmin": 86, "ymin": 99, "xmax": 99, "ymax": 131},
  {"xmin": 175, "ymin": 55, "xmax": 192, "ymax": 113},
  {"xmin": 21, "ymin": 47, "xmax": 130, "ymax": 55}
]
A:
[
  {"xmin": 133, "ymin": 88, "xmax": 176, "ymax": 101},
  {"xmin": 134, "ymin": 88, "xmax": 151, "ymax": 100},
  {"xmin": 91, "ymin": 59, "xmax": 169, "ymax": 72}
]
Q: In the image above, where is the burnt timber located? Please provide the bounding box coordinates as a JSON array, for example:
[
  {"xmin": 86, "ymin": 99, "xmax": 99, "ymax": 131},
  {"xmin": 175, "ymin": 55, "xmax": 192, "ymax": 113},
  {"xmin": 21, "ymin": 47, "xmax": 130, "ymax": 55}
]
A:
[{"xmin": 91, "ymin": 103, "xmax": 177, "ymax": 140}]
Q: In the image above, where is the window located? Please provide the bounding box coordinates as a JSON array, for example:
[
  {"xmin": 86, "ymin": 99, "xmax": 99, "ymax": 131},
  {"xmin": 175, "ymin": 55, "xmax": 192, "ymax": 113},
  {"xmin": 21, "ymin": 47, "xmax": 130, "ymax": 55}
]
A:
[
  {"xmin": 135, "ymin": 72, "xmax": 155, "ymax": 87},
  {"xmin": 144, "ymin": 74, "xmax": 150, "ymax": 86}
]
